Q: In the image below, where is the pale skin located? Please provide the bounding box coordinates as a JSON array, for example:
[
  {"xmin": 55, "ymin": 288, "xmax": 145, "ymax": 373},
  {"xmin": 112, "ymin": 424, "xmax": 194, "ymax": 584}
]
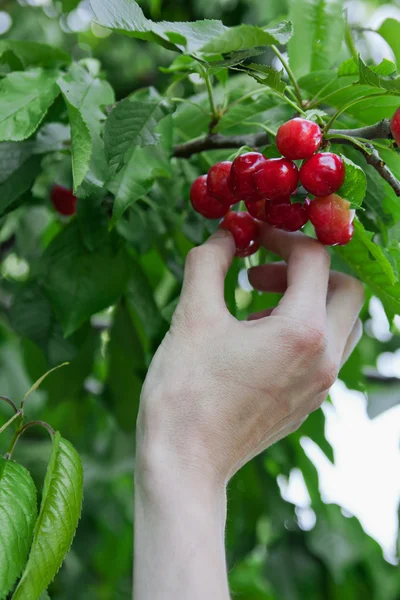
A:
[{"xmin": 134, "ymin": 222, "xmax": 365, "ymax": 600}]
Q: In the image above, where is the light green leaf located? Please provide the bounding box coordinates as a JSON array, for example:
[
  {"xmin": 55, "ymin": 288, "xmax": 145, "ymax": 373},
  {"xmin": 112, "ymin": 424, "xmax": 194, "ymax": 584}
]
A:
[
  {"xmin": 0, "ymin": 69, "xmax": 60, "ymax": 141},
  {"xmin": 12, "ymin": 433, "xmax": 83, "ymax": 600},
  {"xmin": 245, "ymin": 64, "xmax": 286, "ymax": 94},
  {"xmin": 90, "ymin": 0, "xmax": 226, "ymax": 53},
  {"xmin": 58, "ymin": 65, "xmax": 115, "ymax": 195},
  {"xmin": 358, "ymin": 57, "xmax": 400, "ymax": 92},
  {"xmin": 0, "ymin": 40, "xmax": 70, "ymax": 69},
  {"xmin": 104, "ymin": 88, "xmax": 174, "ymax": 173},
  {"xmin": 0, "ymin": 459, "xmax": 37, "ymax": 600},
  {"xmin": 337, "ymin": 57, "xmax": 358, "ymax": 77},
  {"xmin": 288, "ymin": 0, "xmax": 345, "ymax": 78},
  {"xmin": 42, "ymin": 223, "xmax": 129, "ymax": 336},
  {"xmin": 336, "ymin": 220, "xmax": 400, "ymax": 318},
  {"xmin": 215, "ymin": 92, "xmax": 277, "ymax": 132},
  {"xmin": 337, "ymin": 154, "xmax": 367, "ymax": 208},
  {"xmin": 378, "ymin": 19, "xmax": 400, "ymax": 70},
  {"xmin": 201, "ymin": 21, "xmax": 293, "ymax": 55}
]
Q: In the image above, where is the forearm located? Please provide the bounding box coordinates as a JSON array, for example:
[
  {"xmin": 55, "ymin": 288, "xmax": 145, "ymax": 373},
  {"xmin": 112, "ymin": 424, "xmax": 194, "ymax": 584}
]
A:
[{"xmin": 134, "ymin": 454, "xmax": 230, "ymax": 600}]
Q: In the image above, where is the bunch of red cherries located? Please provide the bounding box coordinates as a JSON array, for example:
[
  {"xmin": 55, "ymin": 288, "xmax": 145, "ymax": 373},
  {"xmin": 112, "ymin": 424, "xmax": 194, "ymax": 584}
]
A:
[{"xmin": 190, "ymin": 118, "xmax": 355, "ymax": 257}]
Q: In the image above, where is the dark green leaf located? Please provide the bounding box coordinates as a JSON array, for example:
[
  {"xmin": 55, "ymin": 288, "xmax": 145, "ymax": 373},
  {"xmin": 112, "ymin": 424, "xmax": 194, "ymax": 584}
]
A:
[
  {"xmin": 0, "ymin": 141, "xmax": 41, "ymax": 217},
  {"xmin": 104, "ymin": 88, "xmax": 174, "ymax": 173},
  {"xmin": 76, "ymin": 193, "xmax": 109, "ymax": 252},
  {"xmin": 42, "ymin": 223, "xmax": 129, "ymax": 336},
  {"xmin": 358, "ymin": 57, "xmax": 400, "ymax": 92},
  {"xmin": 12, "ymin": 433, "xmax": 83, "ymax": 600},
  {"xmin": 0, "ymin": 41, "xmax": 70, "ymax": 69},
  {"xmin": 0, "ymin": 70, "xmax": 60, "ymax": 141},
  {"xmin": 90, "ymin": 0, "xmax": 226, "ymax": 53},
  {"xmin": 337, "ymin": 154, "xmax": 367, "ymax": 208},
  {"xmin": 0, "ymin": 458, "xmax": 37, "ymax": 600},
  {"xmin": 245, "ymin": 64, "xmax": 286, "ymax": 94},
  {"xmin": 288, "ymin": 0, "xmax": 345, "ymax": 78},
  {"xmin": 201, "ymin": 21, "xmax": 293, "ymax": 55}
]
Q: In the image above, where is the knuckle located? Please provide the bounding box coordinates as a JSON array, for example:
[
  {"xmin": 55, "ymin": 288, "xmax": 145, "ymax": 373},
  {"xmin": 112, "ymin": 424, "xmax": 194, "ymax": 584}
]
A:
[
  {"xmin": 185, "ymin": 246, "xmax": 204, "ymax": 270},
  {"xmin": 315, "ymin": 359, "xmax": 338, "ymax": 393},
  {"xmin": 291, "ymin": 324, "xmax": 328, "ymax": 358}
]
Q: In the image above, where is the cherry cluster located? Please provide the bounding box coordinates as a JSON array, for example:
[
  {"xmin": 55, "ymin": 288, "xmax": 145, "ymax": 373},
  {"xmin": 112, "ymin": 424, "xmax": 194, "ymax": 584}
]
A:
[{"xmin": 190, "ymin": 118, "xmax": 355, "ymax": 256}]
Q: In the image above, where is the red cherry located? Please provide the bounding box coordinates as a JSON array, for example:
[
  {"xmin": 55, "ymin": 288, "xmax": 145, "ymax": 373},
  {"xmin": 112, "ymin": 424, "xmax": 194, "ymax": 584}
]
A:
[
  {"xmin": 235, "ymin": 241, "xmax": 260, "ymax": 258},
  {"xmin": 219, "ymin": 211, "xmax": 258, "ymax": 255},
  {"xmin": 315, "ymin": 223, "xmax": 354, "ymax": 246},
  {"xmin": 307, "ymin": 194, "xmax": 355, "ymax": 231},
  {"xmin": 207, "ymin": 161, "xmax": 237, "ymax": 207},
  {"xmin": 51, "ymin": 185, "xmax": 77, "ymax": 216},
  {"xmin": 254, "ymin": 158, "xmax": 299, "ymax": 200},
  {"xmin": 390, "ymin": 107, "xmax": 400, "ymax": 146},
  {"xmin": 190, "ymin": 175, "xmax": 228, "ymax": 219},
  {"xmin": 276, "ymin": 118, "xmax": 322, "ymax": 160},
  {"xmin": 266, "ymin": 197, "xmax": 310, "ymax": 232},
  {"xmin": 300, "ymin": 152, "xmax": 345, "ymax": 196},
  {"xmin": 229, "ymin": 152, "xmax": 266, "ymax": 202},
  {"xmin": 244, "ymin": 198, "xmax": 269, "ymax": 222}
]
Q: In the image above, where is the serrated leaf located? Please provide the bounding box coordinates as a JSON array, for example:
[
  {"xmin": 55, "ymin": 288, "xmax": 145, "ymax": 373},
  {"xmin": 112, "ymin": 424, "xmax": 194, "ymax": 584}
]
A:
[
  {"xmin": 42, "ymin": 223, "xmax": 129, "ymax": 336},
  {"xmin": 358, "ymin": 57, "xmax": 400, "ymax": 92},
  {"xmin": 201, "ymin": 21, "xmax": 293, "ymax": 55},
  {"xmin": 378, "ymin": 19, "xmax": 400, "ymax": 70},
  {"xmin": 288, "ymin": 0, "xmax": 345, "ymax": 78},
  {"xmin": 90, "ymin": 0, "xmax": 226, "ymax": 53},
  {"xmin": 245, "ymin": 64, "xmax": 286, "ymax": 94},
  {"xmin": 337, "ymin": 154, "xmax": 367, "ymax": 208},
  {"xmin": 104, "ymin": 88, "xmax": 174, "ymax": 173},
  {"xmin": 336, "ymin": 220, "xmax": 400, "ymax": 318},
  {"xmin": 0, "ymin": 40, "xmax": 70, "ymax": 69},
  {"xmin": 12, "ymin": 433, "xmax": 83, "ymax": 600},
  {"xmin": 0, "ymin": 69, "xmax": 60, "ymax": 141},
  {"xmin": 0, "ymin": 459, "xmax": 37, "ymax": 600},
  {"xmin": 58, "ymin": 65, "xmax": 115, "ymax": 195},
  {"xmin": 206, "ymin": 48, "xmax": 267, "ymax": 72}
]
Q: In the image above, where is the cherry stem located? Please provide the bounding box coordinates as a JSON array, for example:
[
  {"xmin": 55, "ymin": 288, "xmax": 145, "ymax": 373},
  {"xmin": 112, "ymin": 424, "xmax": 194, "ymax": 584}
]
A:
[
  {"xmin": 0, "ymin": 395, "xmax": 18, "ymax": 414},
  {"xmin": 5, "ymin": 420, "xmax": 55, "ymax": 460},
  {"xmin": 271, "ymin": 44, "xmax": 304, "ymax": 108},
  {"xmin": 324, "ymin": 93, "xmax": 391, "ymax": 133}
]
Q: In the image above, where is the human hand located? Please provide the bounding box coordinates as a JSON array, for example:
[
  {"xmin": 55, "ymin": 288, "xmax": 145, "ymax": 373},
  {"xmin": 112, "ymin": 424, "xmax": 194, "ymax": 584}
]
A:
[{"xmin": 137, "ymin": 223, "xmax": 364, "ymax": 488}]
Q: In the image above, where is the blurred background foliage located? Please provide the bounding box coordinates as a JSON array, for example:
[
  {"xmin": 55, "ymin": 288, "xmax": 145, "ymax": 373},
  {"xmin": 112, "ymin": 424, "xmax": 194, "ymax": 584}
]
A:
[{"xmin": 0, "ymin": 0, "xmax": 400, "ymax": 599}]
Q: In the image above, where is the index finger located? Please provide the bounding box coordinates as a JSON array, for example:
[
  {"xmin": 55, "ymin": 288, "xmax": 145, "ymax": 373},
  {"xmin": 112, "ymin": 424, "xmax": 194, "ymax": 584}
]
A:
[{"xmin": 256, "ymin": 223, "xmax": 331, "ymax": 323}]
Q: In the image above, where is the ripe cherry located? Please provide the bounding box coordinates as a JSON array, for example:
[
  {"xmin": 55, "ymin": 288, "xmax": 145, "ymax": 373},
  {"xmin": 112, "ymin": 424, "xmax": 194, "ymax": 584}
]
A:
[
  {"xmin": 266, "ymin": 197, "xmax": 310, "ymax": 232},
  {"xmin": 190, "ymin": 175, "xmax": 228, "ymax": 219},
  {"xmin": 254, "ymin": 158, "xmax": 299, "ymax": 200},
  {"xmin": 307, "ymin": 194, "xmax": 355, "ymax": 231},
  {"xmin": 219, "ymin": 211, "xmax": 258, "ymax": 256},
  {"xmin": 244, "ymin": 198, "xmax": 269, "ymax": 222},
  {"xmin": 229, "ymin": 152, "xmax": 266, "ymax": 202},
  {"xmin": 390, "ymin": 107, "xmax": 400, "ymax": 146},
  {"xmin": 315, "ymin": 223, "xmax": 354, "ymax": 246},
  {"xmin": 207, "ymin": 161, "xmax": 237, "ymax": 207},
  {"xmin": 300, "ymin": 152, "xmax": 345, "ymax": 196},
  {"xmin": 51, "ymin": 185, "xmax": 77, "ymax": 216},
  {"xmin": 276, "ymin": 118, "xmax": 322, "ymax": 160}
]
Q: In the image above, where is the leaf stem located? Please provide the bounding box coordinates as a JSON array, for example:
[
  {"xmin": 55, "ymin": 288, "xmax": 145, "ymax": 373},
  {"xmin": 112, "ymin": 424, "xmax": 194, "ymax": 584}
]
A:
[
  {"xmin": 5, "ymin": 420, "xmax": 55, "ymax": 460},
  {"xmin": 271, "ymin": 44, "xmax": 303, "ymax": 107},
  {"xmin": 200, "ymin": 66, "xmax": 218, "ymax": 121},
  {"xmin": 0, "ymin": 395, "xmax": 18, "ymax": 414},
  {"xmin": 344, "ymin": 13, "xmax": 358, "ymax": 61},
  {"xmin": 0, "ymin": 410, "xmax": 22, "ymax": 435}
]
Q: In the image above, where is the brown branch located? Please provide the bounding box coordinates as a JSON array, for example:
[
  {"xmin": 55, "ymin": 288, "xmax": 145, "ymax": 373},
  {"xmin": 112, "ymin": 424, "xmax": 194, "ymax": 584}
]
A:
[{"xmin": 173, "ymin": 119, "xmax": 400, "ymax": 196}]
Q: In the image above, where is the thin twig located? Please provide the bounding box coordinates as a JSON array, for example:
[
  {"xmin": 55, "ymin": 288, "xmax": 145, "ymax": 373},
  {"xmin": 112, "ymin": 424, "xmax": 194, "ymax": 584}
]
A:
[
  {"xmin": 271, "ymin": 44, "xmax": 303, "ymax": 107},
  {"xmin": 0, "ymin": 395, "xmax": 18, "ymax": 414}
]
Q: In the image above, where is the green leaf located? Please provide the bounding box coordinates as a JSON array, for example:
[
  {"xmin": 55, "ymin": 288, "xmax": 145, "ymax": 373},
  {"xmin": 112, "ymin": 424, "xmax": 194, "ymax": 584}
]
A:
[
  {"xmin": 0, "ymin": 40, "xmax": 70, "ymax": 69},
  {"xmin": 245, "ymin": 64, "xmax": 286, "ymax": 94},
  {"xmin": 34, "ymin": 123, "xmax": 71, "ymax": 154},
  {"xmin": 0, "ymin": 69, "xmax": 60, "ymax": 142},
  {"xmin": 9, "ymin": 284, "xmax": 53, "ymax": 352},
  {"xmin": 288, "ymin": 0, "xmax": 345, "ymax": 78},
  {"xmin": 378, "ymin": 19, "xmax": 400, "ymax": 69},
  {"xmin": 201, "ymin": 21, "xmax": 293, "ymax": 55},
  {"xmin": 336, "ymin": 220, "xmax": 400, "ymax": 318},
  {"xmin": 90, "ymin": 0, "xmax": 226, "ymax": 53},
  {"xmin": 358, "ymin": 57, "xmax": 400, "ymax": 92},
  {"xmin": 42, "ymin": 223, "xmax": 129, "ymax": 336},
  {"xmin": 104, "ymin": 88, "xmax": 174, "ymax": 173},
  {"xmin": 105, "ymin": 303, "xmax": 146, "ymax": 431},
  {"xmin": 110, "ymin": 142, "xmax": 171, "ymax": 224},
  {"xmin": 76, "ymin": 192, "xmax": 109, "ymax": 252},
  {"xmin": 61, "ymin": 0, "xmax": 81, "ymax": 11},
  {"xmin": 12, "ymin": 433, "xmax": 83, "ymax": 600},
  {"xmin": 58, "ymin": 65, "xmax": 115, "ymax": 195},
  {"xmin": 0, "ymin": 458, "xmax": 37, "ymax": 600},
  {"xmin": 0, "ymin": 142, "xmax": 41, "ymax": 217},
  {"xmin": 336, "ymin": 154, "xmax": 367, "ymax": 208}
]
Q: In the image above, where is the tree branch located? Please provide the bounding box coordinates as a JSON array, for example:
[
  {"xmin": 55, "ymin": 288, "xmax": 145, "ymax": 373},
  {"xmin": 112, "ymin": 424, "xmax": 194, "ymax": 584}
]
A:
[{"xmin": 173, "ymin": 119, "xmax": 400, "ymax": 196}]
